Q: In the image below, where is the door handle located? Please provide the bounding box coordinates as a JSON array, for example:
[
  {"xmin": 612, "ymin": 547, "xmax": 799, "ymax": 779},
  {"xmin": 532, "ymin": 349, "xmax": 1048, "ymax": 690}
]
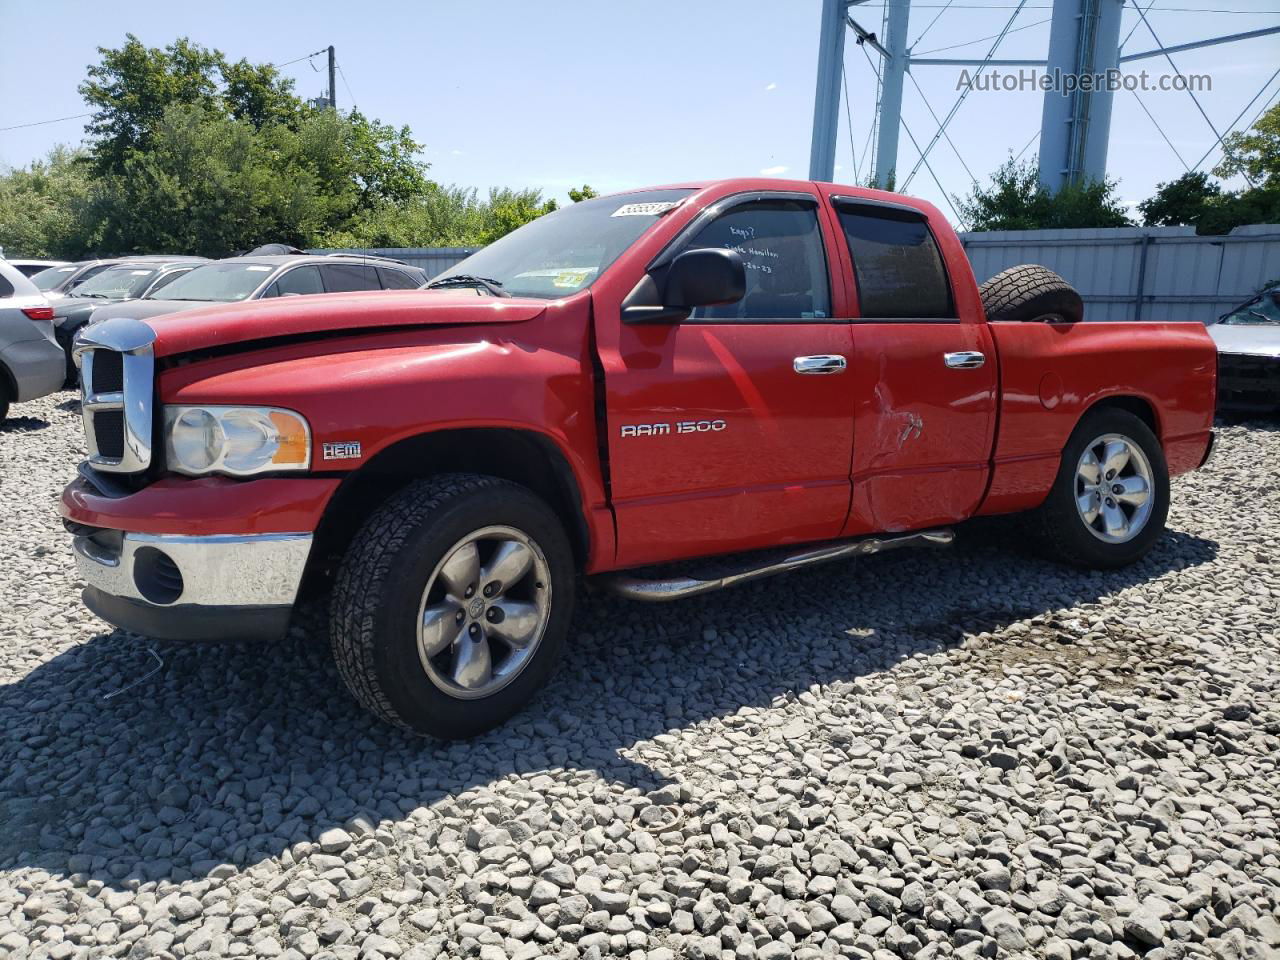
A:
[
  {"xmin": 944, "ymin": 351, "xmax": 986, "ymax": 369},
  {"xmin": 793, "ymin": 354, "xmax": 847, "ymax": 375}
]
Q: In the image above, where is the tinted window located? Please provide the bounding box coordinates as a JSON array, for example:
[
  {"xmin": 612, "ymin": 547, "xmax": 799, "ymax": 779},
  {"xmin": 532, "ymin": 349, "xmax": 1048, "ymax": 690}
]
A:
[
  {"xmin": 150, "ymin": 261, "xmax": 274, "ymax": 301},
  {"xmin": 30, "ymin": 264, "xmax": 81, "ymax": 291},
  {"xmin": 0, "ymin": 275, "xmax": 12, "ymax": 297},
  {"xmin": 146, "ymin": 269, "xmax": 191, "ymax": 295},
  {"xmin": 321, "ymin": 264, "xmax": 380, "ymax": 293},
  {"xmin": 272, "ymin": 265, "xmax": 324, "ymax": 297},
  {"xmin": 378, "ymin": 267, "xmax": 420, "ymax": 289},
  {"xmin": 685, "ymin": 200, "xmax": 831, "ymax": 321},
  {"xmin": 837, "ymin": 205, "xmax": 952, "ymax": 319}
]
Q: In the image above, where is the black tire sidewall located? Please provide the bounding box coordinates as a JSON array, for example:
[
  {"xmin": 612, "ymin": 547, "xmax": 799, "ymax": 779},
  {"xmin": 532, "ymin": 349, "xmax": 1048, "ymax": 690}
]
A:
[
  {"xmin": 367, "ymin": 482, "xmax": 575, "ymax": 738},
  {"xmin": 1041, "ymin": 409, "xmax": 1170, "ymax": 568}
]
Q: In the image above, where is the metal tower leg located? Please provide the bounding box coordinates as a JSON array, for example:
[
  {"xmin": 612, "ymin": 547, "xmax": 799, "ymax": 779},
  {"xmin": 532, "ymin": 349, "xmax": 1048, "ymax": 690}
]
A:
[
  {"xmin": 873, "ymin": 0, "xmax": 911, "ymax": 189},
  {"xmin": 809, "ymin": 0, "xmax": 848, "ymax": 182}
]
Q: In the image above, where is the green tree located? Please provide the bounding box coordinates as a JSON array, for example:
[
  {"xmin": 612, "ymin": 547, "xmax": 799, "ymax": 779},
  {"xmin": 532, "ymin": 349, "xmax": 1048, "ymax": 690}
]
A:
[
  {"xmin": 79, "ymin": 35, "xmax": 225, "ymax": 175},
  {"xmin": 221, "ymin": 57, "xmax": 307, "ymax": 129},
  {"xmin": 1138, "ymin": 172, "xmax": 1222, "ymax": 227},
  {"xmin": 0, "ymin": 147, "xmax": 99, "ymax": 258},
  {"xmin": 957, "ymin": 158, "xmax": 1131, "ymax": 231},
  {"xmin": 1215, "ymin": 101, "xmax": 1280, "ymax": 187},
  {"xmin": 568, "ymin": 184, "xmax": 598, "ymax": 203}
]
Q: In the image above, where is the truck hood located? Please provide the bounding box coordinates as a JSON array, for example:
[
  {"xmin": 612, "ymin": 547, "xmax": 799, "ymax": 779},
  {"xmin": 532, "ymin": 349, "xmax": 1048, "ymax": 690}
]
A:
[
  {"xmin": 136, "ymin": 290, "xmax": 550, "ymax": 358},
  {"xmin": 54, "ymin": 295, "xmax": 129, "ymax": 328},
  {"xmin": 1209, "ymin": 323, "xmax": 1280, "ymax": 359},
  {"xmin": 88, "ymin": 298, "xmax": 217, "ymax": 324}
]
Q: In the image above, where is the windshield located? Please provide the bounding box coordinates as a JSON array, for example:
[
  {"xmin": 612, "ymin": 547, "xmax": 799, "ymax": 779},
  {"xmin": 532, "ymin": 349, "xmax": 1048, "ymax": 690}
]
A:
[
  {"xmin": 1219, "ymin": 292, "xmax": 1280, "ymax": 325},
  {"xmin": 73, "ymin": 265, "xmax": 158, "ymax": 300},
  {"xmin": 149, "ymin": 261, "xmax": 274, "ymax": 301},
  {"xmin": 434, "ymin": 189, "xmax": 695, "ymax": 299},
  {"xmin": 30, "ymin": 264, "xmax": 81, "ymax": 291}
]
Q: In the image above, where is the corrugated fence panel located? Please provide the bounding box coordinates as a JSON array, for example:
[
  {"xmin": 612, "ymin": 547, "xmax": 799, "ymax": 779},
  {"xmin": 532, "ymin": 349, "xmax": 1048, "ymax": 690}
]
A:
[{"xmin": 960, "ymin": 225, "xmax": 1280, "ymax": 323}]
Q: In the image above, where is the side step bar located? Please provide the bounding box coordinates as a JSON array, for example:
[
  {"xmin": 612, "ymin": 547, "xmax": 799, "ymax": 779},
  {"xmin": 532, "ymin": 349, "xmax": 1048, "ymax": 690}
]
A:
[{"xmin": 602, "ymin": 529, "xmax": 954, "ymax": 602}]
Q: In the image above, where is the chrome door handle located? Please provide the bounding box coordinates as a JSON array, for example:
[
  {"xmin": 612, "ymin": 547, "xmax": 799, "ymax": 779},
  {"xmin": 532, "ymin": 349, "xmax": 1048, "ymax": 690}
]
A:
[
  {"xmin": 944, "ymin": 351, "xmax": 986, "ymax": 369},
  {"xmin": 793, "ymin": 354, "xmax": 847, "ymax": 375}
]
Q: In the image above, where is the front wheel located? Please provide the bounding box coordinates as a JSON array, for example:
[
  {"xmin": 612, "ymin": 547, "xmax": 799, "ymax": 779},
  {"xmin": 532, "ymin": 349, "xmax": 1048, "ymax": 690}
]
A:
[
  {"xmin": 1030, "ymin": 408, "xmax": 1170, "ymax": 569},
  {"xmin": 330, "ymin": 474, "xmax": 576, "ymax": 738}
]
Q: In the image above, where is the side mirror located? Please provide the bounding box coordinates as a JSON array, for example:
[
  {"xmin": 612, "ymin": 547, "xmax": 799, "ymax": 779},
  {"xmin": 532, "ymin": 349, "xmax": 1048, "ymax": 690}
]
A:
[
  {"xmin": 665, "ymin": 248, "xmax": 747, "ymax": 309},
  {"xmin": 622, "ymin": 247, "xmax": 747, "ymax": 324}
]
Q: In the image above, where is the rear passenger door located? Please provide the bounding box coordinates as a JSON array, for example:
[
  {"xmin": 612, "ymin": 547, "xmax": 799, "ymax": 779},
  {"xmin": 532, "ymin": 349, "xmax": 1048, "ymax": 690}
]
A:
[
  {"xmin": 262, "ymin": 265, "xmax": 324, "ymax": 298},
  {"xmin": 829, "ymin": 197, "xmax": 997, "ymax": 535}
]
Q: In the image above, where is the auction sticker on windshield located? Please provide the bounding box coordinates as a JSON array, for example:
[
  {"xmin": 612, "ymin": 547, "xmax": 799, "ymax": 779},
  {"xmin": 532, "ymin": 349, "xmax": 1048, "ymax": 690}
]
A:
[{"xmin": 611, "ymin": 201, "xmax": 680, "ymax": 217}]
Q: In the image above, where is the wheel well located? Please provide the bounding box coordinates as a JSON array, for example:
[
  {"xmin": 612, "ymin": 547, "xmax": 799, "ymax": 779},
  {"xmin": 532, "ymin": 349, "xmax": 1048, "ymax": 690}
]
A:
[
  {"xmin": 1086, "ymin": 395, "xmax": 1159, "ymax": 438},
  {"xmin": 303, "ymin": 428, "xmax": 590, "ymax": 595}
]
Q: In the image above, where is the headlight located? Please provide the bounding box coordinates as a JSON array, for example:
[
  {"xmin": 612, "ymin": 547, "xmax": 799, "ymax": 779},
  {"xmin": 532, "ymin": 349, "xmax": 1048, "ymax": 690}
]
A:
[{"xmin": 163, "ymin": 406, "xmax": 311, "ymax": 477}]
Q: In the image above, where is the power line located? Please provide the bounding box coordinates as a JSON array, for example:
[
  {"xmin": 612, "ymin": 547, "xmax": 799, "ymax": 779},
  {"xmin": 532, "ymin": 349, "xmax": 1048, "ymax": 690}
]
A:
[
  {"xmin": 336, "ymin": 60, "xmax": 357, "ymax": 109},
  {"xmin": 1013, "ymin": 128, "xmax": 1041, "ymax": 162},
  {"xmin": 0, "ymin": 113, "xmax": 93, "ymax": 133},
  {"xmin": 1129, "ymin": 89, "xmax": 1192, "ymax": 171},
  {"xmin": 913, "ymin": 17, "xmax": 1051, "ymax": 57},
  {"xmin": 900, "ymin": 116, "xmax": 967, "ymax": 226},
  {"xmin": 907, "ymin": 69, "xmax": 979, "ymax": 183},
  {"xmin": 903, "ymin": 0, "xmax": 1032, "ymax": 189},
  {"xmin": 911, "ymin": 0, "xmax": 956, "ymax": 48},
  {"xmin": 840, "ymin": 61, "xmax": 861, "ymax": 182},
  {"xmin": 1193, "ymin": 65, "xmax": 1280, "ymax": 171},
  {"xmin": 272, "ymin": 49, "xmax": 327, "ymax": 69}
]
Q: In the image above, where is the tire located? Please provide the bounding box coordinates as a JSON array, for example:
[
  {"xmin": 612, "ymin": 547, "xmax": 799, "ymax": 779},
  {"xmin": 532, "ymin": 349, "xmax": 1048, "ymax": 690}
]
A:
[
  {"xmin": 330, "ymin": 473, "xmax": 576, "ymax": 739},
  {"xmin": 979, "ymin": 264, "xmax": 1083, "ymax": 324},
  {"xmin": 0, "ymin": 379, "xmax": 9, "ymax": 423},
  {"xmin": 1030, "ymin": 408, "xmax": 1169, "ymax": 569},
  {"xmin": 56, "ymin": 325, "xmax": 80, "ymax": 389}
]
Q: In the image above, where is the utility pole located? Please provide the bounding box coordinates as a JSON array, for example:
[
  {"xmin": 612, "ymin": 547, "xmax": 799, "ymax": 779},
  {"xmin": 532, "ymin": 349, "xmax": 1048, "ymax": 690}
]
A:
[
  {"xmin": 872, "ymin": 0, "xmax": 911, "ymax": 189},
  {"xmin": 809, "ymin": 0, "xmax": 848, "ymax": 181},
  {"xmin": 328, "ymin": 45, "xmax": 337, "ymax": 111}
]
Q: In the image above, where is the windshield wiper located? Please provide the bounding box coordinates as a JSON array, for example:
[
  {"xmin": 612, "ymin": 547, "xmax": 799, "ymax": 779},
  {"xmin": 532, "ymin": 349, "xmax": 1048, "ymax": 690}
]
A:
[{"xmin": 426, "ymin": 274, "xmax": 511, "ymax": 298}]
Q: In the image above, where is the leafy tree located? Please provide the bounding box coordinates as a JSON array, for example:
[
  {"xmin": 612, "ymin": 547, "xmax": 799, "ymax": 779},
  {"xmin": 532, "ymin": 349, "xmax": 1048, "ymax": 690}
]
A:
[
  {"xmin": 957, "ymin": 158, "xmax": 1131, "ymax": 231},
  {"xmin": 481, "ymin": 188, "xmax": 558, "ymax": 244},
  {"xmin": 568, "ymin": 184, "xmax": 598, "ymax": 203},
  {"xmin": 221, "ymin": 57, "xmax": 307, "ymax": 129},
  {"xmin": 79, "ymin": 35, "xmax": 225, "ymax": 175},
  {"xmin": 1215, "ymin": 101, "xmax": 1280, "ymax": 188},
  {"xmin": 0, "ymin": 147, "xmax": 99, "ymax": 258},
  {"xmin": 1138, "ymin": 172, "xmax": 1221, "ymax": 227}
]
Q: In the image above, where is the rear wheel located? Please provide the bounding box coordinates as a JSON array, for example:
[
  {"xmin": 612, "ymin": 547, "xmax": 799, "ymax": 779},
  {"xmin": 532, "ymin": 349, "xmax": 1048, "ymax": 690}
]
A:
[
  {"xmin": 1031, "ymin": 408, "xmax": 1169, "ymax": 568},
  {"xmin": 330, "ymin": 473, "xmax": 575, "ymax": 738},
  {"xmin": 0, "ymin": 380, "xmax": 9, "ymax": 423}
]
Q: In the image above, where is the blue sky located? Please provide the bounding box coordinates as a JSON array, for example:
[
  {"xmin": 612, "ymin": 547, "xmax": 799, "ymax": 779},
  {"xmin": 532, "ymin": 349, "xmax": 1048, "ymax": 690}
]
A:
[{"xmin": 1, "ymin": 0, "xmax": 1277, "ymax": 226}]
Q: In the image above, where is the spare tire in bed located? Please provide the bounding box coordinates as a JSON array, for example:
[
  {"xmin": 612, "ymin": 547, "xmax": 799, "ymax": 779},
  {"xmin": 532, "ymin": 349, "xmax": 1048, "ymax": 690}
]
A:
[{"xmin": 978, "ymin": 264, "xmax": 1083, "ymax": 324}]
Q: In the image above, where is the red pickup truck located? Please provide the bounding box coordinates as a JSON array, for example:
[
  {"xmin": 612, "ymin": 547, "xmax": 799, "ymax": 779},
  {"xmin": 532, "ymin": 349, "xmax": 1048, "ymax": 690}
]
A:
[{"xmin": 62, "ymin": 178, "xmax": 1217, "ymax": 738}]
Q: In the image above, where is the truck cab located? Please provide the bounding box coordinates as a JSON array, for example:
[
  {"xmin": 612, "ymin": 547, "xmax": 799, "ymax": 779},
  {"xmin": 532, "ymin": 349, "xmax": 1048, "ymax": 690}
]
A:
[{"xmin": 61, "ymin": 178, "xmax": 1217, "ymax": 738}]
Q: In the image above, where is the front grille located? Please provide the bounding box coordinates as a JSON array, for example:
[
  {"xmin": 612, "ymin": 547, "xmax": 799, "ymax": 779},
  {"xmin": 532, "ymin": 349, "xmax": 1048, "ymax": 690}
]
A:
[
  {"xmin": 77, "ymin": 319, "xmax": 156, "ymax": 474},
  {"xmin": 91, "ymin": 351, "xmax": 123, "ymax": 393},
  {"xmin": 93, "ymin": 410, "xmax": 125, "ymax": 459}
]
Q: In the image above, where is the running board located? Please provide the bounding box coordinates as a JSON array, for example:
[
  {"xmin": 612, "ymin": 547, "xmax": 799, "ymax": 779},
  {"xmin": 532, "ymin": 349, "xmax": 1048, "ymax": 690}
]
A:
[{"xmin": 602, "ymin": 529, "xmax": 954, "ymax": 602}]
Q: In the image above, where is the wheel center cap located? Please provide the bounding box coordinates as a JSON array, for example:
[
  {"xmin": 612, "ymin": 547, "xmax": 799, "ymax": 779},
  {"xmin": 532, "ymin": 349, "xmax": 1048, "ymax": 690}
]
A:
[{"xmin": 468, "ymin": 597, "xmax": 486, "ymax": 619}]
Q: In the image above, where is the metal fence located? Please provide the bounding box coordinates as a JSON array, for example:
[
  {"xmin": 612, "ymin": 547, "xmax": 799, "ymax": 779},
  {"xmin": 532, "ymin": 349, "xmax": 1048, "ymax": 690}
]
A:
[
  {"xmin": 326, "ymin": 224, "xmax": 1280, "ymax": 323},
  {"xmin": 960, "ymin": 224, "xmax": 1280, "ymax": 323}
]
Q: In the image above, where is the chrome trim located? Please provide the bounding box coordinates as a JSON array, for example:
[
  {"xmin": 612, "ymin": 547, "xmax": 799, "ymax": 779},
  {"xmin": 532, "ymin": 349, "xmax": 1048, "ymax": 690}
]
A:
[
  {"xmin": 601, "ymin": 529, "xmax": 954, "ymax": 601},
  {"xmin": 72, "ymin": 531, "xmax": 313, "ymax": 607},
  {"xmin": 74, "ymin": 317, "xmax": 157, "ymax": 474},
  {"xmin": 944, "ymin": 351, "xmax": 986, "ymax": 369},
  {"xmin": 794, "ymin": 354, "xmax": 847, "ymax": 375}
]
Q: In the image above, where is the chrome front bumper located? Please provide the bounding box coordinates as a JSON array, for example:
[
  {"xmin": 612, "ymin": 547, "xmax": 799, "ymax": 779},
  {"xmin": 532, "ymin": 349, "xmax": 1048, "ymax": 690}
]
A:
[{"xmin": 72, "ymin": 530, "xmax": 313, "ymax": 641}]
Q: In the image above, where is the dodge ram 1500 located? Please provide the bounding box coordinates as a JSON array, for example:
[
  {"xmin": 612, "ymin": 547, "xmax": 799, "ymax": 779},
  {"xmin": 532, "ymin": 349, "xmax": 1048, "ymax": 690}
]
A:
[{"xmin": 61, "ymin": 179, "xmax": 1217, "ymax": 738}]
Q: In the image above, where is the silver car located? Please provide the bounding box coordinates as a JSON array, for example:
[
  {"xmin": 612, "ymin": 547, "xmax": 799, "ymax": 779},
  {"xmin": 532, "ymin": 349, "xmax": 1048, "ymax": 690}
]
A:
[
  {"xmin": 0, "ymin": 261, "xmax": 66, "ymax": 422},
  {"xmin": 1209, "ymin": 287, "xmax": 1280, "ymax": 414}
]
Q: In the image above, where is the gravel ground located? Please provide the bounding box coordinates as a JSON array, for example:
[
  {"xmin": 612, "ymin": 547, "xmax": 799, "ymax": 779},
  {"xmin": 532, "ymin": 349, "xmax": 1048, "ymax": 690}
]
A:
[{"xmin": 0, "ymin": 390, "xmax": 1277, "ymax": 960}]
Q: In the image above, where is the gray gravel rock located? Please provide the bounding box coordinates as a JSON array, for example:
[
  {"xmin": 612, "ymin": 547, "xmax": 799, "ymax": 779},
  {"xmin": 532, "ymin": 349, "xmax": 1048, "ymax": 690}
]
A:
[{"xmin": 1, "ymin": 394, "xmax": 1277, "ymax": 960}]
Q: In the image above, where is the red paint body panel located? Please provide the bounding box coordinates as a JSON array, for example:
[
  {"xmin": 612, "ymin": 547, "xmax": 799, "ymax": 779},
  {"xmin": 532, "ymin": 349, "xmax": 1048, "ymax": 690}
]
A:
[
  {"xmin": 61, "ymin": 177, "xmax": 1218, "ymax": 579},
  {"xmin": 977, "ymin": 321, "xmax": 1216, "ymax": 515},
  {"xmin": 60, "ymin": 475, "xmax": 339, "ymax": 535}
]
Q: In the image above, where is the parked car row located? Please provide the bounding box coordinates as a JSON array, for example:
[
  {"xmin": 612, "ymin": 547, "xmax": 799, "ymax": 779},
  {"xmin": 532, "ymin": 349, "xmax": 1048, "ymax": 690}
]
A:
[{"xmin": 0, "ymin": 250, "xmax": 429, "ymax": 421}]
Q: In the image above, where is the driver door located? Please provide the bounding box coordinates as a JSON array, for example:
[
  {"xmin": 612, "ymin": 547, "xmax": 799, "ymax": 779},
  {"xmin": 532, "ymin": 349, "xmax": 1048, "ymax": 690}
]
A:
[{"xmin": 597, "ymin": 191, "xmax": 856, "ymax": 568}]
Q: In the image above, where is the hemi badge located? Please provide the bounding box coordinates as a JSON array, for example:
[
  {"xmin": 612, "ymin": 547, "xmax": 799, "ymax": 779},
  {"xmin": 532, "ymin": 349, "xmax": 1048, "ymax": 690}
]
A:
[{"xmin": 322, "ymin": 441, "xmax": 362, "ymax": 461}]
